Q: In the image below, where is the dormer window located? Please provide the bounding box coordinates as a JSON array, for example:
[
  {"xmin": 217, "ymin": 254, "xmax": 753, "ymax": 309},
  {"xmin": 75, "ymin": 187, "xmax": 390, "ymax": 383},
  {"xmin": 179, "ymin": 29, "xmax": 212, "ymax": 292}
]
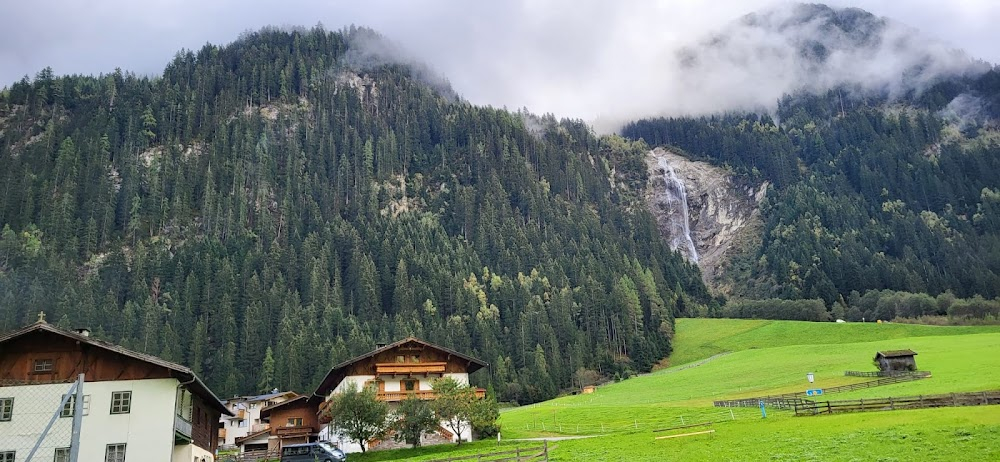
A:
[{"xmin": 33, "ymin": 359, "xmax": 54, "ymax": 373}]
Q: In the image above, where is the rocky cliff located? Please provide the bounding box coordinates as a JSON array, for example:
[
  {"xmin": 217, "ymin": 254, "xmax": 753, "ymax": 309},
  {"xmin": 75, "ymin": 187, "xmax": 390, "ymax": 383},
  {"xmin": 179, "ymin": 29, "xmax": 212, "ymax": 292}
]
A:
[{"xmin": 646, "ymin": 147, "xmax": 767, "ymax": 294}]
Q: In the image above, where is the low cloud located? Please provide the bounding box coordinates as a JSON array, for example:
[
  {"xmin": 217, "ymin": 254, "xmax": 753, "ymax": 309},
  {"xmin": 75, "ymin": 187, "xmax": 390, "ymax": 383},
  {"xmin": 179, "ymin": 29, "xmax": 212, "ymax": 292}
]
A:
[{"xmin": 2, "ymin": 1, "xmax": 998, "ymax": 131}]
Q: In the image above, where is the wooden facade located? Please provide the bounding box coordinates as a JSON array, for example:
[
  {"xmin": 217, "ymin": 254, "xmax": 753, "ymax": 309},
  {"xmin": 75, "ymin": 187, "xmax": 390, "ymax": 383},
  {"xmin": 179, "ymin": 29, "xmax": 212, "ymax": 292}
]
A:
[
  {"xmin": 0, "ymin": 329, "xmax": 175, "ymax": 384},
  {"xmin": 260, "ymin": 396, "xmax": 320, "ymax": 449},
  {"xmin": 192, "ymin": 394, "xmax": 221, "ymax": 454}
]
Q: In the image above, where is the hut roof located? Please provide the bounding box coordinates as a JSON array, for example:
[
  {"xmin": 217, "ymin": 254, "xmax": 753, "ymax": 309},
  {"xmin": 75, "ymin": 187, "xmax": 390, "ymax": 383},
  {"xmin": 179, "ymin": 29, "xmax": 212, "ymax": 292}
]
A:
[{"xmin": 876, "ymin": 349, "xmax": 917, "ymax": 358}]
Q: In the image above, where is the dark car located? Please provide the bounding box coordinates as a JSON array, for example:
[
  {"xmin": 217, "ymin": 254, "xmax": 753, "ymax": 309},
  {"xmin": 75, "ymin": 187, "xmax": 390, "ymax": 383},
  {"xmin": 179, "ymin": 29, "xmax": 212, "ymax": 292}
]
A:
[{"xmin": 279, "ymin": 442, "xmax": 347, "ymax": 462}]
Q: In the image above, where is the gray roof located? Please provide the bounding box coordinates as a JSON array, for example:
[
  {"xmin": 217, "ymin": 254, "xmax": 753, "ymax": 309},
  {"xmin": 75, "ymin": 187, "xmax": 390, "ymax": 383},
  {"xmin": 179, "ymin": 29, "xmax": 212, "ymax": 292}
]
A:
[{"xmin": 876, "ymin": 349, "xmax": 918, "ymax": 358}]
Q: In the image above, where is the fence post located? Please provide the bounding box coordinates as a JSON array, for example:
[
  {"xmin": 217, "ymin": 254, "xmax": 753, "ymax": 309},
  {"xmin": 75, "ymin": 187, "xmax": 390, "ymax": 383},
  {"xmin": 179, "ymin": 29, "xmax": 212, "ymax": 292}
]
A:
[
  {"xmin": 890, "ymin": 397, "xmax": 894, "ymax": 410},
  {"xmin": 69, "ymin": 373, "xmax": 84, "ymax": 462},
  {"xmin": 634, "ymin": 419, "xmax": 638, "ymax": 429},
  {"xmin": 516, "ymin": 447, "xmax": 521, "ymax": 459},
  {"xmin": 544, "ymin": 440, "xmax": 549, "ymax": 461},
  {"xmin": 680, "ymin": 416, "xmax": 685, "ymax": 425},
  {"xmin": 601, "ymin": 423, "xmax": 605, "ymax": 432},
  {"xmin": 730, "ymin": 409, "xmax": 735, "ymax": 420}
]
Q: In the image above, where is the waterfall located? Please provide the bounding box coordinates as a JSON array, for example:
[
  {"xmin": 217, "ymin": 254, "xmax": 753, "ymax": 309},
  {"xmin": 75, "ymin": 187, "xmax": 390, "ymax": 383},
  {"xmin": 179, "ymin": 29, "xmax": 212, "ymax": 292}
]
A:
[{"xmin": 657, "ymin": 158, "xmax": 699, "ymax": 262}]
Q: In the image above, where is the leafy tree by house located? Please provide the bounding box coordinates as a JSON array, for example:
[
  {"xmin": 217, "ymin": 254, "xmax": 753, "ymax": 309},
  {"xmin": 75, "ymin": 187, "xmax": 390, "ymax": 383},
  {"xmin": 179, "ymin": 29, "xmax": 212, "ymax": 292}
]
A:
[
  {"xmin": 390, "ymin": 395, "xmax": 438, "ymax": 448},
  {"xmin": 470, "ymin": 392, "xmax": 500, "ymax": 439},
  {"xmin": 322, "ymin": 382, "xmax": 389, "ymax": 453},
  {"xmin": 431, "ymin": 377, "xmax": 477, "ymax": 444}
]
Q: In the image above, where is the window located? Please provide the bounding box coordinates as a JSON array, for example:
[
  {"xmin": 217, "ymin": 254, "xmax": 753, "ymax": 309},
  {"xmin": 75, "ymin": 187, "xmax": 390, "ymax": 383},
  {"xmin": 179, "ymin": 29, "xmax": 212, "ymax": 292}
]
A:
[
  {"xmin": 410, "ymin": 355, "xmax": 420, "ymax": 363},
  {"xmin": 402, "ymin": 380, "xmax": 417, "ymax": 391},
  {"xmin": 60, "ymin": 395, "xmax": 75, "ymax": 418},
  {"xmin": 105, "ymin": 444, "xmax": 126, "ymax": 462},
  {"xmin": 110, "ymin": 391, "xmax": 131, "ymax": 414},
  {"xmin": 61, "ymin": 395, "xmax": 90, "ymax": 417},
  {"xmin": 33, "ymin": 359, "xmax": 54, "ymax": 373},
  {"xmin": 54, "ymin": 447, "xmax": 71, "ymax": 462},
  {"xmin": 238, "ymin": 420, "xmax": 247, "ymax": 428},
  {"xmin": 249, "ymin": 402, "xmax": 257, "ymax": 409},
  {"xmin": 0, "ymin": 398, "xmax": 12, "ymax": 421},
  {"xmin": 396, "ymin": 355, "xmax": 405, "ymax": 363},
  {"xmin": 286, "ymin": 417, "xmax": 303, "ymax": 427},
  {"xmin": 0, "ymin": 452, "xmax": 14, "ymax": 462}
]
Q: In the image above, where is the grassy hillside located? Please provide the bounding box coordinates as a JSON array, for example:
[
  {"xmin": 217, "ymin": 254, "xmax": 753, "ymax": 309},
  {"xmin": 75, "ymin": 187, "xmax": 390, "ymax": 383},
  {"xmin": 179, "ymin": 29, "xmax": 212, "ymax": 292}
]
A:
[
  {"xmin": 669, "ymin": 318, "xmax": 1000, "ymax": 366},
  {"xmin": 353, "ymin": 319, "xmax": 1000, "ymax": 461}
]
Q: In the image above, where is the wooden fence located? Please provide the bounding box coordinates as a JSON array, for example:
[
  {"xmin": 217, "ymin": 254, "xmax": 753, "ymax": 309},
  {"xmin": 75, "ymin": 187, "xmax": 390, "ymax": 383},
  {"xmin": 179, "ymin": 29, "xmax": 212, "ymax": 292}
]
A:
[
  {"xmin": 794, "ymin": 390, "xmax": 1000, "ymax": 416},
  {"xmin": 427, "ymin": 441, "xmax": 548, "ymax": 462},
  {"xmin": 219, "ymin": 449, "xmax": 280, "ymax": 462},
  {"xmin": 844, "ymin": 370, "xmax": 925, "ymax": 378},
  {"xmin": 713, "ymin": 372, "xmax": 931, "ymax": 409}
]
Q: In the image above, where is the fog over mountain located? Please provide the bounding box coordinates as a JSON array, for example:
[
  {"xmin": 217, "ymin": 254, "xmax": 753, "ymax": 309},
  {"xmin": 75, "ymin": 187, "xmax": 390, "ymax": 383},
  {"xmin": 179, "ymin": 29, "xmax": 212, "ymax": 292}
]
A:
[{"xmin": 3, "ymin": 1, "xmax": 998, "ymax": 130}]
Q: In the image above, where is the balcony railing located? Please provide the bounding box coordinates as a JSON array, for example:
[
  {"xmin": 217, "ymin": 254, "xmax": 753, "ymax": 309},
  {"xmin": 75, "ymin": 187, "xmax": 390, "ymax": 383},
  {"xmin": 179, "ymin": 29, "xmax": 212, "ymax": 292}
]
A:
[
  {"xmin": 174, "ymin": 415, "xmax": 193, "ymax": 443},
  {"xmin": 376, "ymin": 388, "xmax": 487, "ymax": 402},
  {"xmin": 218, "ymin": 428, "xmax": 226, "ymax": 439},
  {"xmin": 375, "ymin": 361, "xmax": 447, "ymax": 375},
  {"xmin": 275, "ymin": 426, "xmax": 316, "ymax": 437},
  {"xmin": 251, "ymin": 423, "xmax": 270, "ymax": 433}
]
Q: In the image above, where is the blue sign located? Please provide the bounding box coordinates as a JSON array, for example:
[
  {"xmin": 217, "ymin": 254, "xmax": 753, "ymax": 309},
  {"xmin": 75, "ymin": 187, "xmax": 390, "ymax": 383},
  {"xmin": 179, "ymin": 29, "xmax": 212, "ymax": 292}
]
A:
[{"xmin": 806, "ymin": 389, "xmax": 824, "ymax": 396}]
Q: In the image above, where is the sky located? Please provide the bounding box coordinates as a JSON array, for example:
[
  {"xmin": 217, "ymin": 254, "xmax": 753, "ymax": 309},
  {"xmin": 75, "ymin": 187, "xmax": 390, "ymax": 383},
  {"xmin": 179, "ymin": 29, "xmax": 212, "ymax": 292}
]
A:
[{"xmin": 2, "ymin": 0, "xmax": 998, "ymax": 127}]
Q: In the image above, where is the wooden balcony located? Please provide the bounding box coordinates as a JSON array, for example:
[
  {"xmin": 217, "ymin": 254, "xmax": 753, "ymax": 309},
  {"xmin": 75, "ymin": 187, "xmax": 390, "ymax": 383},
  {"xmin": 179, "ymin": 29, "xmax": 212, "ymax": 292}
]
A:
[
  {"xmin": 275, "ymin": 426, "xmax": 316, "ymax": 437},
  {"xmin": 218, "ymin": 428, "xmax": 226, "ymax": 439},
  {"xmin": 377, "ymin": 388, "xmax": 487, "ymax": 402},
  {"xmin": 375, "ymin": 361, "xmax": 447, "ymax": 375},
  {"xmin": 174, "ymin": 415, "xmax": 193, "ymax": 444}
]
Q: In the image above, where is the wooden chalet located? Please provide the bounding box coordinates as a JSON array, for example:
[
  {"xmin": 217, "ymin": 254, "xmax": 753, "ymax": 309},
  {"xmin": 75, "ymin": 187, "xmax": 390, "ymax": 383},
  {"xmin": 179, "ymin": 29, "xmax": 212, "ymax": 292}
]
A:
[
  {"xmin": 0, "ymin": 316, "xmax": 232, "ymax": 462},
  {"xmin": 313, "ymin": 337, "xmax": 488, "ymax": 451}
]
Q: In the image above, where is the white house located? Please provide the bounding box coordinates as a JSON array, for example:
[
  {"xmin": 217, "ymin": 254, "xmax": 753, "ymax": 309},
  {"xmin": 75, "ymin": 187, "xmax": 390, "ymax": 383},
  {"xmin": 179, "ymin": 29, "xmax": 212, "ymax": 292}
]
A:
[
  {"xmin": 313, "ymin": 337, "xmax": 487, "ymax": 452},
  {"xmin": 218, "ymin": 390, "xmax": 297, "ymax": 451},
  {"xmin": 0, "ymin": 317, "xmax": 232, "ymax": 462}
]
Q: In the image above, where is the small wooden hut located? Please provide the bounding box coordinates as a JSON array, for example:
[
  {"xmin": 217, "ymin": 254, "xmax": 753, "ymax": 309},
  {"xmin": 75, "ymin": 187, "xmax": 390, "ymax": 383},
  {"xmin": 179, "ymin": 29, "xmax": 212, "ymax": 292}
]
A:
[{"xmin": 874, "ymin": 349, "xmax": 918, "ymax": 372}]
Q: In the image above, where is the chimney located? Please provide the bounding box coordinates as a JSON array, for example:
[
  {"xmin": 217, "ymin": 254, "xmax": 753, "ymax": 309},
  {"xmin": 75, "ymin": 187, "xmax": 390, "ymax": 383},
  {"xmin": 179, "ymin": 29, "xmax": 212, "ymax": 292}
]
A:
[
  {"xmin": 75, "ymin": 328, "xmax": 91, "ymax": 337},
  {"xmin": 376, "ymin": 342, "xmax": 388, "ymax": 349}
]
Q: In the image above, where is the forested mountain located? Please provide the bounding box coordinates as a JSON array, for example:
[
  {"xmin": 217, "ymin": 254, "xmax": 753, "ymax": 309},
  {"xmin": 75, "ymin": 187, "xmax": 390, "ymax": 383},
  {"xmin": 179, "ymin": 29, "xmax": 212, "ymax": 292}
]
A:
[
  {"xmin": 0, "ymin": 26, "xmax": 713, "ymax": 402},
  {"xmin": 624, "ymin": 67, "xmax": 1000, "ymax": 308}
]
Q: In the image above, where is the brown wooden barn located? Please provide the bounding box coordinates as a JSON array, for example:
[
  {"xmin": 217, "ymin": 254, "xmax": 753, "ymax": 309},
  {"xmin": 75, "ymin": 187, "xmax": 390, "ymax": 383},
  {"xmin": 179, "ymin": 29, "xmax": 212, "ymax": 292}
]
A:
[{"xmin": 874, "ymin": 349, "xmax": 918, "ymax": 372}]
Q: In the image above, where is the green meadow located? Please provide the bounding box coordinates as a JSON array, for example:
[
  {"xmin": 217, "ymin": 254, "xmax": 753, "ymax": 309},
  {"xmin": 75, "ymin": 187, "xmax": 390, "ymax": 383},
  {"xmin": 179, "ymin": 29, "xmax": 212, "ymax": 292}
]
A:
[{"xmin": 355, "ymin": 319, "xmax": 1000, "ymax": 461}]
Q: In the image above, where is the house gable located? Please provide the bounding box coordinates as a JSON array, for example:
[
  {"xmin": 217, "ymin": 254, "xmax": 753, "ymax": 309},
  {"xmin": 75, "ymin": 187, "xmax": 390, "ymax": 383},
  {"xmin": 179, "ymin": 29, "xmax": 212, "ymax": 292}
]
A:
[{"xmin": 313, "ymin": 337, "xmax": 487, "ymax": 397}]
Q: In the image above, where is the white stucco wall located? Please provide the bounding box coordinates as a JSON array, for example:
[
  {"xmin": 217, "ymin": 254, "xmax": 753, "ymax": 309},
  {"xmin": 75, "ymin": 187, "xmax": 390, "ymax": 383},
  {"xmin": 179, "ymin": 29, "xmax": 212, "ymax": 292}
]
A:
[
  {"xmin": 318, "ymin": 373, "xmax": 476, "ymax": 454},
  {"xmin": 0, "ymin": 378, "xmax": 183, "ymax": 462},
  {"xmin": 172, "ymin": 442, "xmax": 214, "ymax": 462},
  {"xmin": 443, "ymin": 373, "xmax": 469, "ymax": 386},
  {"xmin": 331, "ymin": 375, "xmax": 375, "ymax": 395}
]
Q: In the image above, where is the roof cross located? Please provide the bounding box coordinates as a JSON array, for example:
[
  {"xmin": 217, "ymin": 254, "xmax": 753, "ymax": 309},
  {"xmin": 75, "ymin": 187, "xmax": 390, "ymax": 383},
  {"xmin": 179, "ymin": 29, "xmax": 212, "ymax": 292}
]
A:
[{"xmin": 37, "ymin": 311, "xmax": 47, "ymax": 323}]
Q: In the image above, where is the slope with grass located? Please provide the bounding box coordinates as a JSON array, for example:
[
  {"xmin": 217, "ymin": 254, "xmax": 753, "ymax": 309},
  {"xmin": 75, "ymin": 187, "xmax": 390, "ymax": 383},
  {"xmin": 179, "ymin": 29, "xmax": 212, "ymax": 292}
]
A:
[
  {"xmin": 668, "ymin": 318, "xmax": 1000, "ymax": 366},
  {"xmin": 494, "ymin": 319, "xmax": 1000, "ymax": 461},
  {"xmin": 352, "ymin": 319, "xmax": 1000, "ymax": 461}
]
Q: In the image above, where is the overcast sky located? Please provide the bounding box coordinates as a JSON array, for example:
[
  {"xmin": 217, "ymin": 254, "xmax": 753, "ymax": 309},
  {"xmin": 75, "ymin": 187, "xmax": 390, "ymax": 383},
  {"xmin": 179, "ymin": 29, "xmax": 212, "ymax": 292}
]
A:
[{"xmin": 2, "ymin": 0, "xmax": 997, "ymax": 126}]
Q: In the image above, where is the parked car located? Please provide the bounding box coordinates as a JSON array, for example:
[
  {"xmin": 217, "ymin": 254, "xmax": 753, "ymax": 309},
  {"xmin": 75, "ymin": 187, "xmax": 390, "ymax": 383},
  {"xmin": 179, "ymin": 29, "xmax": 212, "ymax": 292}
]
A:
[{"xmin": 280, "ymin": 442, "xmax": 347, "ymax": 462}]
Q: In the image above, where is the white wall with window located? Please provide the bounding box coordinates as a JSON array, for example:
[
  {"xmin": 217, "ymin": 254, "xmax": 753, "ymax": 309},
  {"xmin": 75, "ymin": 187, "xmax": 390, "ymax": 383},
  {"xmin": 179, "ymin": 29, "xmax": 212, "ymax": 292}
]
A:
[{"xmin": 0, "ymin": 378, "xmax": 191, "ymax": 462}]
